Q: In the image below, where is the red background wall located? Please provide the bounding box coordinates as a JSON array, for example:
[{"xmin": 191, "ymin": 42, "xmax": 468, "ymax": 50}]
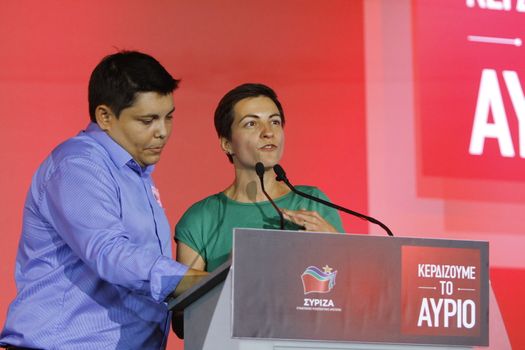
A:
[{"xmin": 0, "ymin": 1, "xmax": 522, "ymax": 349}]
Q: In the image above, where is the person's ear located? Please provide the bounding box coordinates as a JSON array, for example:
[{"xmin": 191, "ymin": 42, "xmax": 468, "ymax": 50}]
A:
[
  {"xmin": 220, "ymin": 137, "xmax": 233, "ymax": 156},
  {"xmin": 95, "ymin": 105, "xmax": 115, "ymax": 131}
]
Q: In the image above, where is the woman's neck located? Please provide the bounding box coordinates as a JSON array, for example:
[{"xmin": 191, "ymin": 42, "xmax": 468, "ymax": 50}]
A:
[{"xmin": 223, "ymin": 166, "xmax": 290, "ymax": 203}]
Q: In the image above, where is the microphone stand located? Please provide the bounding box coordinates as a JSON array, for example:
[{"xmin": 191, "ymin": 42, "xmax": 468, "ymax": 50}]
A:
[
  {"xmin": 273, "ymin": 164, "xmax": 394, "ymax": 236},
  {"xmin": 255, "ymin": 162, "xmax": 285, "ymax": 230}
]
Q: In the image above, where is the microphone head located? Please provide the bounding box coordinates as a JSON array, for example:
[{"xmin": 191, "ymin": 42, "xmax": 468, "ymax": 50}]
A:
[
  {"xmin": 273, "ymin": 164, "xmax": 287, "ymax": 182},
  {"xmin": 255, "ymin": 162, "xmax": 265, "ymax": 178}
]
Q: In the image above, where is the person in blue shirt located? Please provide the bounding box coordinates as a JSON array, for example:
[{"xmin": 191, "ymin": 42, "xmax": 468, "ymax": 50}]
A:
[{"xmin": 0, "ymin": 51, "xmax": 206, "ymax": 349}]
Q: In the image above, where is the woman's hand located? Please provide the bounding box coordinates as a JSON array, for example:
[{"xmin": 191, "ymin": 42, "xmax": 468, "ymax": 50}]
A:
[{"xmin": 282, "ymin": 208, "xmax": 338, "ymax": 233}]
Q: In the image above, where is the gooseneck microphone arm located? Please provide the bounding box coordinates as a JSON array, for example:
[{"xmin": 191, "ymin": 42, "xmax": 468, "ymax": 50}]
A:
[
  {"xmin": 255, "ymin": 162, "xmax": 285, "ymax": 230},
  {"xmin": 273, "ymin": 164, "xmax": 394, "ymax": 236}
]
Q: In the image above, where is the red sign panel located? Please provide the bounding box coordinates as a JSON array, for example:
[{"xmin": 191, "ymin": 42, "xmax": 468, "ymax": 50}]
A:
[
  {"xmin": 413, "ymin": 1, "xmax": 525, "ymax": 200},
  {"xmin": 402, "ymin": 246, "xmax": 482, "ymax": 337}
]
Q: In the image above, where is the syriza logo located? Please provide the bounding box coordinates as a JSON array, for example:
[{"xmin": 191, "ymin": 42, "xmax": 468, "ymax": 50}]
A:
[
  {"xmin": 296, "ymin": 265, "xmax": 342, "ymax": 312},
  {"xmin": 301, "ymin": 265, "xmax": 337, "ymax": 294}
]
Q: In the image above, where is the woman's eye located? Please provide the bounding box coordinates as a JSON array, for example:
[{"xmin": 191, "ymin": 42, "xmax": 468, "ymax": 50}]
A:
[
  {"xmin": 141, "ymin": 119, "xmax": 153, "ymax": 125},
  {"xmin": 244, "ymin": 121, "xmax": 255, "ymax": 127},
  {"xmin": 271, "ymin": 119, "xmax": 282, "ymax": 126}
]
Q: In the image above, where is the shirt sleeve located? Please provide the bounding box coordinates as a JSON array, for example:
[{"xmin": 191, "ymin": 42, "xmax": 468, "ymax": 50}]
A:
[
  {"xmin": 310, "ymin": 187, "xmax": 345, "ymax": 233},
  {"xmin": 38, "ymin": 156, "xmax": 188, "ymax": 302},
  {"xmin": 174, "ymin": 204, "xmax": 206, "ymax": 258}
]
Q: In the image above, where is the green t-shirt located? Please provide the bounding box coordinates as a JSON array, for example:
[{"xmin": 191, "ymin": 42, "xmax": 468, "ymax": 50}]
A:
[{"xmin": 175, "ymin": 186, "xmax": 344, "ymax": 272}]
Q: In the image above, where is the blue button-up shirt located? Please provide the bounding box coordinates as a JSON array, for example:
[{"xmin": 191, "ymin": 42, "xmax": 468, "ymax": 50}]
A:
[{"xmin": 0, "ymin": 123, "xmax": 188, "ymax": 349}]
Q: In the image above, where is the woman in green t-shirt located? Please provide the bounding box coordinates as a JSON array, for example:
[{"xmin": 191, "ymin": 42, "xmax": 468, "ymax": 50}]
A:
[{"xmin": 175, "ymin": 83, "xmax": 344, "ymax": 272}]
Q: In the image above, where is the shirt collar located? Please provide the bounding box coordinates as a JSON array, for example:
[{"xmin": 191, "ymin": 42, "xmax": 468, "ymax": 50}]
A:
[{"xmin": 83, "ymin": 122, "xmax": 154, "ymax": 175}]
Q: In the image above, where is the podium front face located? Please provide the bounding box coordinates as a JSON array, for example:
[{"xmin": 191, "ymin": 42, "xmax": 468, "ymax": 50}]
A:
[{"xmin": 232, "ymin": 229, "xmax": 489, "ymax": 347}]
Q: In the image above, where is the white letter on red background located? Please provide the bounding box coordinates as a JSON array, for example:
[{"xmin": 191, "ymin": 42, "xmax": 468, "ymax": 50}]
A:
[
  {"xmin": 469, "ymin": 69, "xmax": 515, "ymax": 157},
  {"xmin": 503, "ymin": 70, "xmax": 525, "ymax": 157}
]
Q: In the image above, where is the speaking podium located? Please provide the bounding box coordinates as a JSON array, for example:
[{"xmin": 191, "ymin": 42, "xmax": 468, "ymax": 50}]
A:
[{"xmin": 169, "ymin": 229, "xmax": 489, "ymax": 350}]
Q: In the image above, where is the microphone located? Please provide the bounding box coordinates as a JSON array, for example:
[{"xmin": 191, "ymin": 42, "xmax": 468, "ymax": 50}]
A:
[
  {"xmin": 273, "ymin": 164, "xmax": 394, "ymax": 236},
  {"xmin": 255, "ymin": 162, "xmax": 285, "ymax": 230}
]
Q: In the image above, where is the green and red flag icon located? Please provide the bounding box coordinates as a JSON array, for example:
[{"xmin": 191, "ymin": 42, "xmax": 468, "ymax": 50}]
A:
[{"xmin": 301, "ymin": 265, "xmax": 337, "ymax": 294}]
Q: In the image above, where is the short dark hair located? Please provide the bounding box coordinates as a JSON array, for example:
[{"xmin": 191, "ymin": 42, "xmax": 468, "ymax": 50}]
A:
[
  {"xmin": 214, "ymin": 83, "xmax": 285, "ymax": 162},
  {"xmin": 88, "ymin": 51, "xmax": 179, "ymax": 122},
  {"xmin": 214, "ymin": 83, "xmax": 284, "ymax": 140}
]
